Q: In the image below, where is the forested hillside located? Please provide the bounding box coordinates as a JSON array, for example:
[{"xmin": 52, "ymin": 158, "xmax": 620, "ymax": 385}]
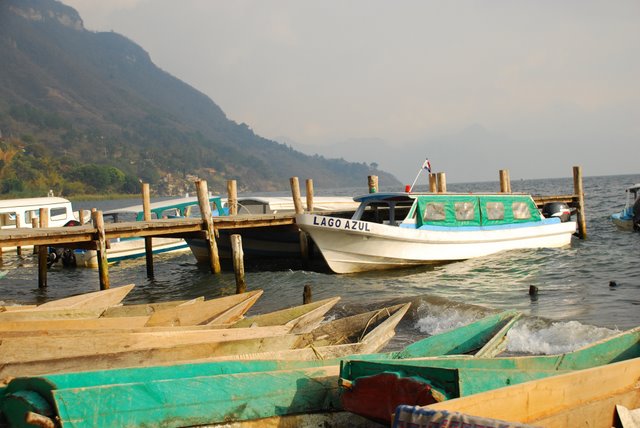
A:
[{"xmin": 0, "ymin": 0, "xmax": 399, "ymax": 197}]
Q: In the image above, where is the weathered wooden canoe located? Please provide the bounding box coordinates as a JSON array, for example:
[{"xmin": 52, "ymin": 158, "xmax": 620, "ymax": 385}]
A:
[
  {"xmin": 0, "ymin": 310, "xmax": 520, "ymax": 427},
  {"xmin": 339, "ymin": 325, "xmax": 640, "ymax": 424},
  {"xmin": 396, "ymin": 356, "xmax": 640, "ymax": 428},
  {"xmin": 0, "ymin": 291, "xmax": 262, "ymax": 334},
  {"xmin": 0, "ymin": 302, "xmax": 407, "ymax": 380},
  {"xmin": 0, "ymin": 283, "xmax": 135, "ymax": 313},
  {"xmin": 0, "ymin": 296, "xmax": 339, "ymax": 338}
]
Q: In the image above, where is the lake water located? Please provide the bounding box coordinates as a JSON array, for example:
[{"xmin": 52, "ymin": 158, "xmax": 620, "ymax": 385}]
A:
[{"xmin": 1, "ymin": 173, "xmax": 639, "ymax": 356}]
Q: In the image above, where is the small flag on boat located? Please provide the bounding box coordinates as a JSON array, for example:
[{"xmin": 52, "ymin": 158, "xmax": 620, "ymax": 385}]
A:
[{"xmin": 422, "ymin": 158, "xmax": 431, "ymax": 173}]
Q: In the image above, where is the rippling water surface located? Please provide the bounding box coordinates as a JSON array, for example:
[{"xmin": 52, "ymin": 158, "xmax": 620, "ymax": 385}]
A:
[{"xmin": 2, "ymin": 173, "xmax": 639, "ymax": 355}]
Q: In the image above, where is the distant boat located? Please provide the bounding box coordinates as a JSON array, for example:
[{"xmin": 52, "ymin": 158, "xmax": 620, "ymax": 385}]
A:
[
  {"xmin": 70, "ymin": 196, "xmax": 226, "ymax": 268},
  {"xmin": 611, "ymin": 183, "xmax": 640, "ymax": 231},
  {"xmin": 296, "ymin": 192, "xmax": 577, "ymax": 274}
]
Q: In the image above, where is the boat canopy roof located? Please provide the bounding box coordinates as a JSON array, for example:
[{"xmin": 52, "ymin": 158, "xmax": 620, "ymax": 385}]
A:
[
  {"xmin": 626, "ymin": 184, "xmax": 640, "ymax": 193},
  {"xmin": 104, "ymin": 196, "xmax": 224, "ymax": 220},
  {"xmin": 0, "ymin": 197, "xmax": 72, "ymax": 211},
  {"xmin": 413, "ymin": 194, "xmax": 542, "ymax": 228}
]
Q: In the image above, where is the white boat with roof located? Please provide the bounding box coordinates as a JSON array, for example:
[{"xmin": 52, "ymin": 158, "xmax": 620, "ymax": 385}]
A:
[
  {"xmin": 70, "ymin": 195, "xmax": 225, "ymax": 268},
  {"xmin": 0, "ymin": 197, "xmax": 82, "ymax": 252},
  {"xmin": 610, "ymin": 183, "xmax": 640, "ymax": 231},
  {"xmin": 295, "ymin": 191, "xmax": 577, "ymax": 274}
]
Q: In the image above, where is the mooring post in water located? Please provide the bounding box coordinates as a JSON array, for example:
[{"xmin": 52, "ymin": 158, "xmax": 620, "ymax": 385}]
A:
[
  {"xmin": 227, "ymin": 180, "xmax": 238, "ymax": 216},
  {"xmin": 303, "ymin": 284, "xmax": 312, "ymax": 304},
  {"xmin": 230, "ymin": 234, "xmax": 246, "ymax": 294},
  {"xmin": 499, "ymin": 169, "xmax": 512, "ymax": 193},
  {"xmin": 31, "ymin": 218, "xmax": 38, "ymax": 254},
  {"xmin": 78, "ymin": 209, "xmax": 86, "ymax": 225},
  {"xmin": 573, "ymin": 166, "xmax": 587, "ymax": 239},
  {"xmin": 92, "ymin": 210, "xmax": 110, "ymax": 290},
  {"xmin": 306, "ymin": 178, "xmax": 314, "ymax": 212},
  {"xmin": 299, "ymin": 230, "xmax": 310, "ymax": 264},
  {"xmin": 142, "ymin": 183, "xmax": 154, "ymax": 278},
  {"xmin": 436, "ymin": 172, "xmax": 447, "ymax": 193},
  {"xmin": 196, "ymin": 180, "xmax": 221, "ymax": 274},
  {"xmin": 37, "ymin": 208, "xmax": 49, "ymax": 289},
  {"xmin": 368, "ymin": 175, "xmax": 378, "ymax": 193},
  {"xmin": 429, "ymin": 173, "xmax": 437, "ymax": 193},
  {"xmin": 15, "ymin": 213, "xmax": 22, "ymax": 256},
  {"xmin": 290, "ymin": 177, "xmax": 304, "ymax": 214}
]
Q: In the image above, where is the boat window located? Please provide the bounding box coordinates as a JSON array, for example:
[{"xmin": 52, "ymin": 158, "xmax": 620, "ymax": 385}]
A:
[
  {"xmin": 50, "ymin": 207, "xmax": 68, "ymax": 221},
  {"xmin": 485, "ymin": 202, "xmax": 505, "ymax": 220},
  {"xmin": 25, "ymin": 210, "xmax": 38, "ymax": 224},
  {"xmin": 454, "ymin": 202, "xmax": 475, "ymax": 221},
  {"xmin": 512, "ymin": 202, "xmax": 532, "ymax": 220},
  {"xmin": 0, "ymin": 212, "xmax": 17, "ymax": 227},
  {"xmin": 423, "ymin": 202, "xmax": 446, "ymax": 221}
]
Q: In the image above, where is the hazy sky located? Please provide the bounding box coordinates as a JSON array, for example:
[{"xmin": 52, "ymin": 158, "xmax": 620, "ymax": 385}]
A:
[{"xmin": 59, "ymin": 1, "xmax": 640, "ymax": 183}]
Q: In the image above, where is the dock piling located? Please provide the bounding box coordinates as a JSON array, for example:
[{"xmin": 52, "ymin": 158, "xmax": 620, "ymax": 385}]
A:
[
  {"xmin": 573, "ymin": 166, "xmax": 587, "ymax": 239},
  {"xmin": 499, "ymin": 170, "xmax": 512, "ymax": 193},
  {"xmin": 305, "ymin": 179, "xmax": 314, "ymax": 212},
  {"xmin": 92, "ymin": 210, "xmax": 110, "ymax": 290},
  {"xmin": 303, "ymin": 284, "xmax": 312, "ymax": 304},
  {"xmin": 196, "ymin": 180, "xmax": 221, "ymax": 274},
  {"xmin": 429, "ymin": 173, "xmax": 437, "ymax": 192},
  {"xmin": 368, "ymin": 175, "xmax": 378, "ymax": 193},
  {"xmin": 31, "ymin": 218, "xmax": 38, "ymax": 254},
  {"xmin": 37, "ymin": 208, "xmax": 49, "ymax": 289},
  {"xmin": 436, "ymin": 172, "xmax": 447, "ymax": 193},
  {"xmin": 230, "ymin": 234, "xmax": 246, "ymax": 294},
  {"xmin": 227, "ymin": 180, "xmax": 238, "ymax": 216},
  {"xmin": 15, "ymin": 213, "xmax": 22, "ymax": 256},
  {"xmin": 289, "ymin": 177, "xmax": 304, "ymax": 214},
  {"xmin": 142, "ymin": 183, "xmax": 154, "ymax": 278}
]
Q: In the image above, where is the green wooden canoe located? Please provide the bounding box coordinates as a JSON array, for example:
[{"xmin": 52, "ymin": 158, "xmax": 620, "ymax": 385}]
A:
[
  {"xmin": 339, "ymin": 325, "xmax": 640, "ymax": 424},
  {"xmin": 0, "ymin": 310, "xmax": 519, "ymax": 427}
]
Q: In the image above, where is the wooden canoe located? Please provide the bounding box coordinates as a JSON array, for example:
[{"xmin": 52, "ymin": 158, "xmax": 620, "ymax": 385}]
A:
[
  {"xmin": 339, "ymin": 325, "xmax": 640, "ymax": 424},
  {"xmin": 0, "ymin": 284, "xmax": 134, "ymax": 313},
  {"xmin": 400, "ymin": 356, "xmax": 640, "ymax": 428},
  {"xmin": 0, "ymin": 291, "xmax": 262, "ymax": 334},
  {"xmin": 0, "ymin": 310, "xmax": 521, "ymax": 427},
  {"xmin": 0, "ymin": 296, "xmax": 339, "ymax": 337},
  {"xmin": 0, "ymin": 302, "xmax": 407, "ymax": 379}
]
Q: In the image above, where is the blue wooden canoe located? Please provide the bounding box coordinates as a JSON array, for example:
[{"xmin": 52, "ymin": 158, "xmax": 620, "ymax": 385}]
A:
[
  {"xmin": 0, "ymin": 310, "xmax": 519, "ymax": 427},
  {"xmin": 339, "ymin": 325, "xmax": 640, "ymax": 424}
]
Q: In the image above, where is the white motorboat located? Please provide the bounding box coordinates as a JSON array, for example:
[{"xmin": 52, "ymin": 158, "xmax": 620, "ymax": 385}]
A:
[{"xmin": 296, "ymin": 192, "xmax": 577, "ymax": 274}]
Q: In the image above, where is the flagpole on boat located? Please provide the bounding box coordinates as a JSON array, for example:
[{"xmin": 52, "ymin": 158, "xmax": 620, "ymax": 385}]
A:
[{"xmin": 409, "ymin": 159, "xmax": 431, "ymax": 192}]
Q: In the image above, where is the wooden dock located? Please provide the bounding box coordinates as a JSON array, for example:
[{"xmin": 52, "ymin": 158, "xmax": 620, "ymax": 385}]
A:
[{"xmin": 0, "ymin": 167, "xmax": 588, "ymax": 291}]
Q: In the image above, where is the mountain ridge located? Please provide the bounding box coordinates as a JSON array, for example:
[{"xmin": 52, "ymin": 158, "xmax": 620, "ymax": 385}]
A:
[{"xmin": 0, "ymin": 0, "xmax": 400, "ymax": 196}]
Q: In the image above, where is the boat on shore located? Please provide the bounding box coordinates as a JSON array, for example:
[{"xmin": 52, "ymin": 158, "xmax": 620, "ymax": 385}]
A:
[
  {"xmin": 296, "ymin": 192, "xmax": 577, "ymax": 274},
  {"xmin": 338, "ymin": 324, "xmax": 640, "ymax": 424},
  {"xmin": 611, "ymin": 183, "xmax": 640, "ymax": 231},
  {"xmin": 68, "ymin": 195, "xmax": 225, "ymax": 268},
  {"xmin": 0, "ymin": 310, "xmax": 520, "ymax": 427},
  {"xmin": 395, "ymin": 356, "xmax": 640, "ymax": 428}
]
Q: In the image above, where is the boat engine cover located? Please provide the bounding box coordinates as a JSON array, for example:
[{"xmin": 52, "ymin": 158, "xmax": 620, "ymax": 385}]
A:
[{"xmin": 541, "ymin": 202, "xmax": 571, "ymax": 222}]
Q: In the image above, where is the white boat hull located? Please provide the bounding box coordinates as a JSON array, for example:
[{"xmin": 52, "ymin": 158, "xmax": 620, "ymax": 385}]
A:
[
  {"xmin": 296, "ymin": 214, "xmax": 577, "ymax": 274},
  {"xmin": 74, "ymin": 237, "xmax": 189, "ymax": 268}
]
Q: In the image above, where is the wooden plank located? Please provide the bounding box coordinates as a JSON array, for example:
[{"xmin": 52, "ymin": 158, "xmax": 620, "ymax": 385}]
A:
[{"xmin": 0, "ymin": 316, "xmax": 151, "ymax": 334}]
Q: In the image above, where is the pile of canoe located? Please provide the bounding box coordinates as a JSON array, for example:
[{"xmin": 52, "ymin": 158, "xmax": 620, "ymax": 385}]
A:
[
  {"xmin": 0, "ymin": 283, "xmax": 524, "ymax": 427},
  {"xmin": 339, "ymin": 326, "xmax": 640, "ymax": 427}
]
